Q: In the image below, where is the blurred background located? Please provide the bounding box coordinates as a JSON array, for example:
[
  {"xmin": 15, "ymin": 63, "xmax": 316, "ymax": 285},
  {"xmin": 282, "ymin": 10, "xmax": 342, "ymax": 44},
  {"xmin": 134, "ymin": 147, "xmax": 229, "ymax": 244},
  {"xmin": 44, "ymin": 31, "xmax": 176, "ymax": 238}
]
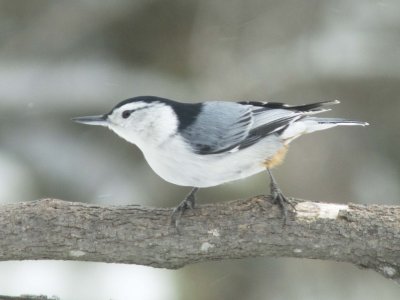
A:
[{"xmin": 0, "ymin": 0, "xmax": 399, "ymax": 299}]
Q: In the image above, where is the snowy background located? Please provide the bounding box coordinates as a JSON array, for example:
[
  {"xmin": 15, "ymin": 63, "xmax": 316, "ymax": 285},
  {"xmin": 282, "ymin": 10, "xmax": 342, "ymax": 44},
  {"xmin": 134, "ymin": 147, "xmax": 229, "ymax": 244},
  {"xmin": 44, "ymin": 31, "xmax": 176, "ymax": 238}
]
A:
[{"xmin": 0, "ymin": 1, "xmax": 399, "ymax": 299}]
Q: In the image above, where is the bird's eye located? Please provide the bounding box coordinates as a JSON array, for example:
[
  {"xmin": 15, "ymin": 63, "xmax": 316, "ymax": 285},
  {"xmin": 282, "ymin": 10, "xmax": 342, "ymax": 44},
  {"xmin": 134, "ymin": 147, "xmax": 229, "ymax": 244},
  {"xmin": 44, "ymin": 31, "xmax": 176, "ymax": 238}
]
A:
[{"xmin": 122, "ymin": 110, "xmax": 131, "ymax": 119}]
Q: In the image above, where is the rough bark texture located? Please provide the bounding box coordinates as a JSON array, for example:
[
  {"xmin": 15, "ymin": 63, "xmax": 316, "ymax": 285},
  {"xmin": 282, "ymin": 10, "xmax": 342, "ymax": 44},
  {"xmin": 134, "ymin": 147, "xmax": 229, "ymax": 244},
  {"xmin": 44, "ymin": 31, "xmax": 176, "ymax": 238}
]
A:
[{"xmin": 0, "ymin": 197, "xmax": 399, "ymax": 284}]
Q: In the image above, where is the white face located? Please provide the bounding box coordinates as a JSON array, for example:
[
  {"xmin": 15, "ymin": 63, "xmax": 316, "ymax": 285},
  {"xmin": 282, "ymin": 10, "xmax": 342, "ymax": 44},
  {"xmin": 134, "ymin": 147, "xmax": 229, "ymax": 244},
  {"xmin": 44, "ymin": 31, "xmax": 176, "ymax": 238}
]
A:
[
  {"xmin": 73, "ymin": 100, "xmax": 179, "ymax": 149},
  {"xmin": 106, "ymin": 101, "xmax": 179, "ymax": 149}
]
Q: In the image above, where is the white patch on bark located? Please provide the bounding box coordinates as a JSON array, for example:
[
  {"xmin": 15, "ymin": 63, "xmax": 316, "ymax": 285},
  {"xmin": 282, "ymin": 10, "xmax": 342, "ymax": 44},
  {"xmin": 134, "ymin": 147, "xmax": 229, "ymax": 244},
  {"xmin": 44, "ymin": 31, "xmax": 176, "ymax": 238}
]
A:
[
  {"xmin": 200, "ymin": 242, "xmax": 214, "ymax": 252},
  {"xmin": 381, "ymin": 266, "xmax": 396, "ymax": 277},
  {"xmin": 294, "ymin": 248, "xmax": 302, "ymax": 253},
  {"xmin": 296, "ymin": 202, "xmax": 349, "ymax": 220},
  {"xmin": 69, "ymin": 250, "xmax": 86, "ymax": 257},
  {"xmin": 208, "ymin": 229, "xmax": 220, "ymax": 237}
]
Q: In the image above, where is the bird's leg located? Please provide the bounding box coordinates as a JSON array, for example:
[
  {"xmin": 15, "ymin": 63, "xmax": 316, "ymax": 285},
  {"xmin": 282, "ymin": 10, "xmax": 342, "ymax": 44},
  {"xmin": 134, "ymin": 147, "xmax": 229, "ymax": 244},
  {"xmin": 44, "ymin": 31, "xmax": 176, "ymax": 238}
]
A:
[
  {"xmin": 171, "ymin": 187, "xmax": 199, "ymax": 229},
  {"xmin": 266, "ymin": 168, "xmax": 295, "ymax": 224}
]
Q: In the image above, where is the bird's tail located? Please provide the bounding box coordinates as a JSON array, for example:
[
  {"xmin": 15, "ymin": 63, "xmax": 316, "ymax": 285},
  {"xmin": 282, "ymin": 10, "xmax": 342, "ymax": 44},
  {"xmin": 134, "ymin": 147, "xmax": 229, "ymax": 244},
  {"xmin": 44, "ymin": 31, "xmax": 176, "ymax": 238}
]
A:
[
  {"xmin": 290, "ymin": 99, "xmax": 341, "ymax": 113},
  {"xmin": 304, "ymin": 117, "xmax": 369, "ymax": 132},
  {"xmin": 280, "ymin": 117, "xmax": 368, "ymax": 141}
]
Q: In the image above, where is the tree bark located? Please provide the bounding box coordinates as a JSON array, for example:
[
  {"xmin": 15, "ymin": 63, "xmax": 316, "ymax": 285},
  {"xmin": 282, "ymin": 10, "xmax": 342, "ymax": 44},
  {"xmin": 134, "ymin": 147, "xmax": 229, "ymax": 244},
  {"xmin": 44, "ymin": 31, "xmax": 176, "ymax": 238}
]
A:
[{"xmin": 0, "ymin": 197, "xmax": 399, "ymax": 283}]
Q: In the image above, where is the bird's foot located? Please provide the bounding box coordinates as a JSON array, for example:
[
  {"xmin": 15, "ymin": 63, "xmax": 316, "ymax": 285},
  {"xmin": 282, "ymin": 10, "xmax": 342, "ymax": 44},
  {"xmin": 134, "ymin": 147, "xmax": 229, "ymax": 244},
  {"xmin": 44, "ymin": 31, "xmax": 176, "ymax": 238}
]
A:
[
  {"xmin": 270, "ymin": 181, "xmax": 296, "ymax": 225},
  {"xmin": 170, "ymin": 188, "xmax": 198, "ymax": 232}
]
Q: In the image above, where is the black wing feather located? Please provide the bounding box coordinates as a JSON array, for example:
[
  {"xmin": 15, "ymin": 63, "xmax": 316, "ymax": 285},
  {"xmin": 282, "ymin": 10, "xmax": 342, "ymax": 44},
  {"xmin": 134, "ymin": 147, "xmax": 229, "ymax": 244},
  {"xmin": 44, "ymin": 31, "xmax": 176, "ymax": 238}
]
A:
[{"xmin": 184, "ymin": 100, "xmax": 337, "ymax": 155}]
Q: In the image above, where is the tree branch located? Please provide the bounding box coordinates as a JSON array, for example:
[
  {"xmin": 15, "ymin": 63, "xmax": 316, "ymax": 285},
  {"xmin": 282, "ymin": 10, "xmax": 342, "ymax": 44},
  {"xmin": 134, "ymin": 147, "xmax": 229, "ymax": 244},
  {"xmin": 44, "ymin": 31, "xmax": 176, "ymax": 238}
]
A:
[{"xmin": 1, "ymin": 197, "xmax": 399, "ymax": 283}]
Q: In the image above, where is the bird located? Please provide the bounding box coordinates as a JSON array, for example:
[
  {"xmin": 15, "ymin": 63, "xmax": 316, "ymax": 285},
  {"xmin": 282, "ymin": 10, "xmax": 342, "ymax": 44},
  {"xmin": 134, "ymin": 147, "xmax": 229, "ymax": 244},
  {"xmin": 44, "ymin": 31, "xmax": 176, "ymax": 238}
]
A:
[{"xmin": 72, "ymin": 96, "xmax": 368, "ymax": 228}]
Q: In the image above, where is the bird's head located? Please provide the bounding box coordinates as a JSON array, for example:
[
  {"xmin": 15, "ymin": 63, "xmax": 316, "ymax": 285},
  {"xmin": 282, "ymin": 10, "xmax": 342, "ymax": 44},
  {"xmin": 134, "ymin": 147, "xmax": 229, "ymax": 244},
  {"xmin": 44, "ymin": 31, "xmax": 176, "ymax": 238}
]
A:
[{"xmin": 72, "ymin": 96, "xmax": 179, "ymax": 148}]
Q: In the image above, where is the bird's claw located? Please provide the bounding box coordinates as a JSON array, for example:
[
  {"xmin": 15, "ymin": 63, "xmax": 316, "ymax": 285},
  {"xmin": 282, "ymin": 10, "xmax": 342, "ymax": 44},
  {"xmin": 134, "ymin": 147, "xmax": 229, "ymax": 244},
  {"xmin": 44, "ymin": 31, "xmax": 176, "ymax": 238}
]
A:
[
  {"xmin": 170, "ymin": 188, "xmax": 197, "ymax": 232},
  {"xmin": 270, "ymin": 181, "xmax": 296, "ymax": 225}
]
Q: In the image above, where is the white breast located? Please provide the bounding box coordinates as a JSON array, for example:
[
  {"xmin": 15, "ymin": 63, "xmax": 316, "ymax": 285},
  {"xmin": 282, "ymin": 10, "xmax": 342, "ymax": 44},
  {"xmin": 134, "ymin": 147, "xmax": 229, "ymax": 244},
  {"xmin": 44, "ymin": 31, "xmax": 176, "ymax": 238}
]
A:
[{"xmin": 140, "ymin": 135, "xmax": 283, "ymax": 187}]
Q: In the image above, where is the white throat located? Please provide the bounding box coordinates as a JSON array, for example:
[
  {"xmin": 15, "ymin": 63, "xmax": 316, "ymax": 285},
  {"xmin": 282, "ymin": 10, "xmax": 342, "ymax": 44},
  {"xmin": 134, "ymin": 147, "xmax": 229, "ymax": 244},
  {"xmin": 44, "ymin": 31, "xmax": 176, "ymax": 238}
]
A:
[{"xmin": 108, "ymin": 103, "xmax": 178, "ymax": 149}]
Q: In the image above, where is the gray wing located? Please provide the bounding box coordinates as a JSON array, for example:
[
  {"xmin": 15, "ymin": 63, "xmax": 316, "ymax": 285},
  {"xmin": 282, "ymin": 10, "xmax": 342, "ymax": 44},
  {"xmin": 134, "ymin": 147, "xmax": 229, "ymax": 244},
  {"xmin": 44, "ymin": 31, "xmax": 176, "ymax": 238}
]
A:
[
  {"xmin": 180, "ymin": 102, "xmax": 252, "ymax": 154},
  {"xmin": 181, "ymin": 101, "xmax": 304, "ymax": 155}
]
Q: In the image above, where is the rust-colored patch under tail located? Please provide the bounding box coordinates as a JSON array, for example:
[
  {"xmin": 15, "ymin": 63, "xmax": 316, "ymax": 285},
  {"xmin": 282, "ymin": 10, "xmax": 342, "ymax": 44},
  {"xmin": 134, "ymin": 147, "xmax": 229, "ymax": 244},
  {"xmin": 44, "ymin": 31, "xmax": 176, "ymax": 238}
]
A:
[{"xmin": 263, "ymin": 145, "xmax": 289, "ymax": 169}]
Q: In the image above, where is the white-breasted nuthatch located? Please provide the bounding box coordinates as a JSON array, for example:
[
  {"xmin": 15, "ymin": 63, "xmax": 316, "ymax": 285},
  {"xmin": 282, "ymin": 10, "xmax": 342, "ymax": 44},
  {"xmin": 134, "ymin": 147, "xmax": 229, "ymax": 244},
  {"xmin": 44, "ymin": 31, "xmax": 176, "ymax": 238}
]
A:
[{"xmin": 73, "ymin": 96, "xmax": 368, "ymax": 227}]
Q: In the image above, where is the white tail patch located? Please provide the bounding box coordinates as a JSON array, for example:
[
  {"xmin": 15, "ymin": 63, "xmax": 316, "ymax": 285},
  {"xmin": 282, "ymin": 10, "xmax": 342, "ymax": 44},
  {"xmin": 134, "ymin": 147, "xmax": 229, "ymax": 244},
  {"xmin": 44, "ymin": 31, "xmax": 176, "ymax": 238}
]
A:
[{"xmin": 281, "ymin": 117, "xmax": 368, "ymax": 142}]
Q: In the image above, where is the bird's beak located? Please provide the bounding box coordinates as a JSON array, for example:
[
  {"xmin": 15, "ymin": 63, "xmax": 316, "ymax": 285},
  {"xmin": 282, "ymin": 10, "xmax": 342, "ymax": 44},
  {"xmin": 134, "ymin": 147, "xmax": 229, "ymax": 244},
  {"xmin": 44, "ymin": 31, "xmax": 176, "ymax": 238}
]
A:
[{"xmin": 71, "ymin": 114, "xmax": 108, "ymax": 127}]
